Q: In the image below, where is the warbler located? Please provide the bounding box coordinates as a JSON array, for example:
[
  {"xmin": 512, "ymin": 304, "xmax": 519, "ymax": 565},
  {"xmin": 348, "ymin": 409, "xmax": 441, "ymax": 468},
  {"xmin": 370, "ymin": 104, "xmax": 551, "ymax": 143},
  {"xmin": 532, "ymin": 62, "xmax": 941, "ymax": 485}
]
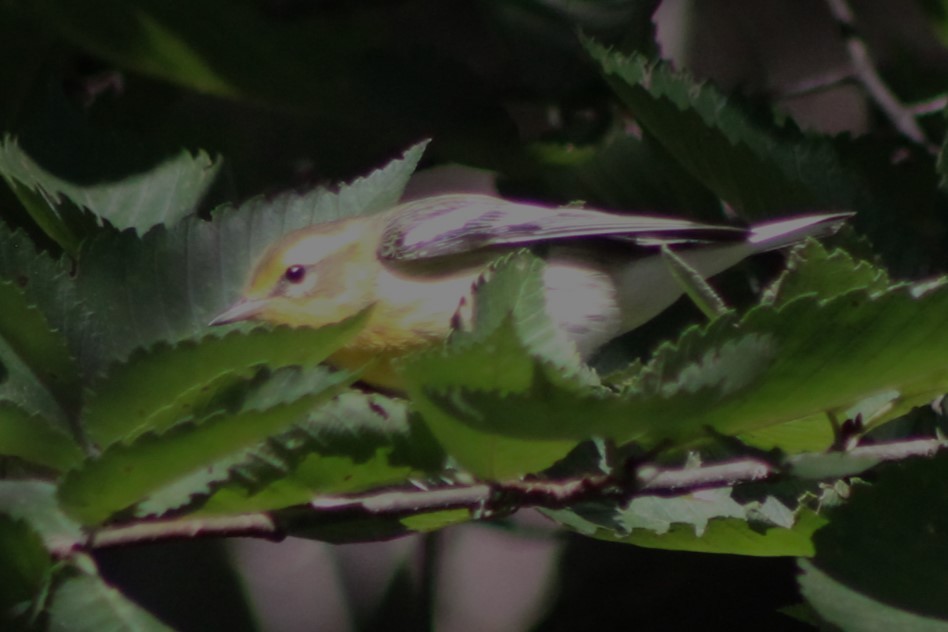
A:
[{"xmin": 211, "ymin": 194, "xmax": 849, "ymax": 388}]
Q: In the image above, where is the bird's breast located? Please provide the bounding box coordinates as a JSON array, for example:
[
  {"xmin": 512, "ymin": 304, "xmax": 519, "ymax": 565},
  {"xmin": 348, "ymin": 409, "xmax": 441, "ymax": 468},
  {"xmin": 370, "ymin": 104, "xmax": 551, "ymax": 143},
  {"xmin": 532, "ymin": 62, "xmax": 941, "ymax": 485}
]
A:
[{"xmin": 328, "ymin": 260, "xmax": 484, "ymax": 387}]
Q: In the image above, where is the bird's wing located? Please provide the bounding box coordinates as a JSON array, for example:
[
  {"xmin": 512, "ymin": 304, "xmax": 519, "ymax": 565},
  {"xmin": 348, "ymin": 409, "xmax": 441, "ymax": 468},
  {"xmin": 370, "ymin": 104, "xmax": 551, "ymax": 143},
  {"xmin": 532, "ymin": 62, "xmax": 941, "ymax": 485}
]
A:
[{"xmin": 377, "ymin": 194, "xmax": 748, "ymax": 261}]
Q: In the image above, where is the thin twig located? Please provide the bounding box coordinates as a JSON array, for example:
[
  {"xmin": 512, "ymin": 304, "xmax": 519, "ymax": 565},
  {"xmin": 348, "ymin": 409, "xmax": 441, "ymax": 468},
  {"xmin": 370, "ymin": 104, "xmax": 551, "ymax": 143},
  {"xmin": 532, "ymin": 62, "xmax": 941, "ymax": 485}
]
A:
[
  {"xmin": 85, "ymin": 513, "xmax": 281, "ymax": 552},
  {"xmin": 774, "ymin": 68, "xmax": 855, "ymax": 101},
  {"xmin": 824, "ymin": 0, "xmax": 938, "ymax": 153},
  {"xmin": 53, "ymin": 437, "xmax": 945, "ymax": 557},
  {"xmin": 908, "ymin": 95, "xmax": 948, "ymax": 118}
]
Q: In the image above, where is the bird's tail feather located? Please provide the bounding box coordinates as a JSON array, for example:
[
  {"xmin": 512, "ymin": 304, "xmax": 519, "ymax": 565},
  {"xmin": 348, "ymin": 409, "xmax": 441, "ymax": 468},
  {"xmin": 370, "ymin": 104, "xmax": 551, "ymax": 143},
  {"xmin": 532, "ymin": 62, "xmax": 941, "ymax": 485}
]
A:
[{"xmin": 749, "ymin": 212, "xmax": 853, "ymax": 253}]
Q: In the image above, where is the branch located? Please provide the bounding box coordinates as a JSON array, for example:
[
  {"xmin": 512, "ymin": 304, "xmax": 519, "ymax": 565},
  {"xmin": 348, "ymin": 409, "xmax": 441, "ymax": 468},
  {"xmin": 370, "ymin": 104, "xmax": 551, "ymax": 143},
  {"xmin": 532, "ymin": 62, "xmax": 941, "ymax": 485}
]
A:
[
  {"xmin": 774, "ymin": 68, "xmax": 855, "ymax": 101},
  {"xmin": 824, "ymin": 0, "xmax": 938, "ymax": 153},
  {"xmin": 56, "ymin": 437, "xmax": 944, "ymax": 557},
  {"xmin": 85, "ymin": 513, "xmax": 281, "ymax": 551},
  {"xmin": 909, "ymin": 95, "xmax": 948, "ymax": 118}
]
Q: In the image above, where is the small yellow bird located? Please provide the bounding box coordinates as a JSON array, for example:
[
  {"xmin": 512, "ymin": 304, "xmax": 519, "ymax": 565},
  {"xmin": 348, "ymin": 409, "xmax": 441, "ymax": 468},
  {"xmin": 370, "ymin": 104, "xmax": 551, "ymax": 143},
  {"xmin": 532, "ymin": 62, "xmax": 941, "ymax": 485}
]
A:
[{"xmin": 211, "ymin": 194, "xmax": 849, "ymax": 388}]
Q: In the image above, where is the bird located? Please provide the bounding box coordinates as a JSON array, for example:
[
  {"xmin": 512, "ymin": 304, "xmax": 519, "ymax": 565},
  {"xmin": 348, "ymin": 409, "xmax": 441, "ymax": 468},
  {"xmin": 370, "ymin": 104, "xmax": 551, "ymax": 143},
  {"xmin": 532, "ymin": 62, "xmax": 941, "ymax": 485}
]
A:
[{"xmin": 211, "ymin": 193, "xmax": 850, "ymax": 389}]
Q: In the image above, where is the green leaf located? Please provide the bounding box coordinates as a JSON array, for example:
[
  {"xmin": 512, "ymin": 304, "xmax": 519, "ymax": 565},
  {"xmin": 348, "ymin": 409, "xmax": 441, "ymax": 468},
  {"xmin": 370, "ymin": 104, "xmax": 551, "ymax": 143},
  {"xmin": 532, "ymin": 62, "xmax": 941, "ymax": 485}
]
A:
[
  {"xmin": 399, "ymin": 508, "xmax": 472, "ymax": 533},
  {"xmin": 0, "ymin": 481, "xmax": 83, "ymax": 553},
  {"xmin": 194, "ymin": 391, "xmax": 444, "ymax": 516},
  {"xmin": 49, "ymin": 570, "xmax": 173, "ymax": 632},
  {"xmin": 60, "ymin": 376, "xmax": 345, "ymax": 525},
  {"xmin": 406, "ymin": 250, "xmax": 596, "ymax": 389},
  {"xmin": 605, "ymin": 286, "xmax": 948, "ymax": 444},
  {"xmin": 3, "ymin": 179, "xmax": 87, "ymax": 257},
  {"xmin": 738, "ymin": 413, "xmax": 836, "ymax": 453},
  {"xmin": 584, "ymin": 41, "xmax": 867, "ymax": 217},
  {"xmin": 454, "ymin": 283, "xmax": 948, "ymax": 444},
  {"xmin": 545, "ymin": 495, "xmax": 826, "ymax": 557},
  {"xmin": 415, "ymin": 372, "xmax": 624, "ymax": 478},
  {"xmin": 0, "ymin": 226, "xmax": 81, "ymax": 376},
  {"xmin": 805, "ymin": 452, "xmax": 948, "ymax": 624},
  {"xmin": 0, "ymin": 517, "xmax": 51, "ymax": 627},
  {"xmin": 762, "ymin": 240, "xmax": 893, "ymax": 307},
  {"xmin": 402, "ymin": 251, "xmax": 597, "ymax": 478},
  {"xmin": 121, "ymin": 365, "xmax": 359, "ymax": 518},
  {"xmin": 0, "ymin": 278, "xmax": 81, "ymax": 423},
  {"xmin": 127, "ymin": 371, "xmax": 433, "ymax": 517},
  {"xmin": 0, "ymin": 401, "xmax": 83, "ymax": 470},
  {"xmin": 799, "ymin": 559, "xmax": 948, "ymax": 631},
  {"xmin": 0, "ymin": 84, "xmax": 221, "ymax": 234},
  {"xmin": 405, "ymin": 247, "xmax": 914, "ymax": 475},
  {"xmin": 2, "ymin": 134, "xmax": 219, "ymax": 234},
  {"xmin": 584, "ymin": 40, "xmax": 948, "ymax": 277},
  {"xmin": 82, "ymin": 313, "xmax": 368, "ymax": 449}
]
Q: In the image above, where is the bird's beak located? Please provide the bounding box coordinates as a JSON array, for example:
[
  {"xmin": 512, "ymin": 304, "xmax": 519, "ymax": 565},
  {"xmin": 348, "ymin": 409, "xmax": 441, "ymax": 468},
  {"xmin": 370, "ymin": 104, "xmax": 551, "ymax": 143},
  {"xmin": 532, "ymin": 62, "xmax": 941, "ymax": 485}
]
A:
[{"xmin": 209, "ymin": 298, "xmax": 269, "ymax": 326}]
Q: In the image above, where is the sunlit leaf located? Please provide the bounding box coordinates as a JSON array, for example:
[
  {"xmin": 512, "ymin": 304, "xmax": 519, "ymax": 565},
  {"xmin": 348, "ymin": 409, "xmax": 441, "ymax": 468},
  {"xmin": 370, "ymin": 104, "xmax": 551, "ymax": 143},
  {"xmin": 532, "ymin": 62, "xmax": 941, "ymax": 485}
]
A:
[{"xmin": 82, "ymin": 313, "xmax": 367, "ymax": 449}]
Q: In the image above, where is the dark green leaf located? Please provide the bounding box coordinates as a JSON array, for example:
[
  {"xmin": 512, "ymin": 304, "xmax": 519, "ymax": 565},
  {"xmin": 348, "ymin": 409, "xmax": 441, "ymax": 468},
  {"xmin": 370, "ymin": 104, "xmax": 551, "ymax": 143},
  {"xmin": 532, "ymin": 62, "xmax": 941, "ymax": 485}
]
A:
[
  {"xmin": 799, "ymin": 559, "xmax": 948, "ymax": 631},
  {"xmin": 0, "ymin": 401, "xmax": 83, "ymax": 470},
  {"xmin": 0, "ymin": 278, "xmax": 81, "ymax": 422},
  {"xmin": 0, "ymin": 225, "xmax": 81, "ymax": 370},
  {"xmin": 126, "ymin": 367, "xmax": 422, "ymax": 515},
  {"xmin": 49, "ymin": 569, "xmax": 173, "ymax": 632},
  {"xmin": 585, "ymin": 40, "xmax": 948, "ymax": 277},
  {"xmin": 585, "ymin": 41, "xmax": 857, "ymax": 216},
  {"xmin": 806, "ymin": 452, "xmax": 948, "ymax": 624},
  {"xmin": 60, "ymin": 376, "xmax": 345, "ymax": 525},
  {"xmin": 0, "ymin": 517, "xmax": 51, "ymax": 627},
  {"xmin": 191, "ymin": 391, "xmax": 444, "ymax": 517}
]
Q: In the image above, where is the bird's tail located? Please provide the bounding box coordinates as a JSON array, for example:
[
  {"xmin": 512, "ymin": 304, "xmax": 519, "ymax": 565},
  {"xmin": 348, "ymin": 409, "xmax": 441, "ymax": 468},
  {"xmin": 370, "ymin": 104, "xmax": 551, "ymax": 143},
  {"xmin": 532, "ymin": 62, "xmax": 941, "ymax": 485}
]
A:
[{"xmin": 749, "ymin": 212, "xmax": 853, "ymax": 253}]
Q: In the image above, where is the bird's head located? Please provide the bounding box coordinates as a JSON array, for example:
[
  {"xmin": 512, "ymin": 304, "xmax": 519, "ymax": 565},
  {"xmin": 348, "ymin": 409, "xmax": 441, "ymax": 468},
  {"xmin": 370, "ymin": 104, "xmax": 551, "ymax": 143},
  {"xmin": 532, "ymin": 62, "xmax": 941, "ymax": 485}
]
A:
[{"xmin": 211, "ymin": 218, "xmax": 381, "ymax": 329}]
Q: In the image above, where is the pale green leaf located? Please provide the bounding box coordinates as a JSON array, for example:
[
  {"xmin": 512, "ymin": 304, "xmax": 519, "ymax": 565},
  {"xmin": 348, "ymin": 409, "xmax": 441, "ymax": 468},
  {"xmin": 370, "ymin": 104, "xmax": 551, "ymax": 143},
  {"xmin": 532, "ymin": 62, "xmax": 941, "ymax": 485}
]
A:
[
  {"xmin": 0, "ymin": 481, "xmax": 83, "ymax": 553},
  {"xmin": 545, "ymin": 500, "xmax": 826, "ymax": 557},
  {"xmin": 0, "ymin": 133, "xmax": 220, "ymax": 235},
  {"xmin": 763, "ymin": 240, "xmax": 893, "ymax": 307},
  {"xmin": 49, "ymin": 572, "xmax": 173, "ymax": 632}
]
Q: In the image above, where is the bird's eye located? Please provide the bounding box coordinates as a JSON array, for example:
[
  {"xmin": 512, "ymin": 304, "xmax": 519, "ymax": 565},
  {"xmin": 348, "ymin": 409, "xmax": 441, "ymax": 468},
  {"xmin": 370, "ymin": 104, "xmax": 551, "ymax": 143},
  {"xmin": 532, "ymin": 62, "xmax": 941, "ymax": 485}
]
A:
[{"xmin": 284, "ymin": 265, "xmax": 306, "ymax": 284}]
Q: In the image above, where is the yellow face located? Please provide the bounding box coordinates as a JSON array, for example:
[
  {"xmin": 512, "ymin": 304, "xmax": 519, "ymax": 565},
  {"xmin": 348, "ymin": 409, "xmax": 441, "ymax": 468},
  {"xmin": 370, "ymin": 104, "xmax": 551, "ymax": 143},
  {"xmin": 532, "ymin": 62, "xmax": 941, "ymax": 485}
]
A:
[{"xmin": 213, "ymin": 217, "xmax": 382, "ymax": 329}]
